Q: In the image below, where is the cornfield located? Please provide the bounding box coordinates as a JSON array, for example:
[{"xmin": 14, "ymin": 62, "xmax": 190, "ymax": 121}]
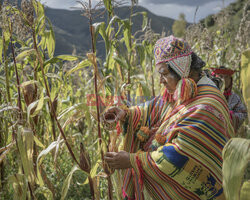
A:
[{"xmin": 0, "ymin": 0, "xmax": 249, "ymax": 199}]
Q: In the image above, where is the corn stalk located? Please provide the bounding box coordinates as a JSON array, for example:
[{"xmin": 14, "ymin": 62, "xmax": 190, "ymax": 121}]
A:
[{"xmin": 87, "ymin": 0, "xmax": 113, "ymax": 199}]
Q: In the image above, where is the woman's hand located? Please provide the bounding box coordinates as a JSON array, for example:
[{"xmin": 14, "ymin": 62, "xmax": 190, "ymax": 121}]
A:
[
  {"xmin": 104, "ymin": 151, "xmax": 132, "ymax": 169},
  {"xmin": 105, "ymin": 107, "xmax": 127, "ymax": 122}
]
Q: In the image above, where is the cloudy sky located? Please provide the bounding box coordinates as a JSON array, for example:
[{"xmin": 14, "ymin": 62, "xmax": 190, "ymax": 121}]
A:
[{"xmin": 40, "ymin": 0, "xmax": 236, "ymax": 22}]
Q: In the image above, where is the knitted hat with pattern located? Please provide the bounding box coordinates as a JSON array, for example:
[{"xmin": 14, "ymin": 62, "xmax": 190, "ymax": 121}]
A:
[
  {"xmin": 154, "ymin": 35, "xmax": 192, "ymax": 78},
  {"xmin": 154, "ymin": 36, "xmax": 197, "ymax": 104}
]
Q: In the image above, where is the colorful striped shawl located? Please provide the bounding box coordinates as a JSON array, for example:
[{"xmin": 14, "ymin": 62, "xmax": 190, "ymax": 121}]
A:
[{"xmin": 120, "ymin": 84, "xmax": 234, "ymax": 200}]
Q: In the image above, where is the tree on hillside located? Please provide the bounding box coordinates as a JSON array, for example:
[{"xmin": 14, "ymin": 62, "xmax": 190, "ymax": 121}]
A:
[{"xmin": 172, "ymin": 13, "xmax": 187, "ymax": 38}]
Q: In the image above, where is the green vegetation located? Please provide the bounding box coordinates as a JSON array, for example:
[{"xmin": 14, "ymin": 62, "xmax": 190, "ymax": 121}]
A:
[
  {"xmin": 172, "ymin": 13, "xmax": 187, "ymax": 38},
  {"xmin": 0, "ymin": 0, "xmax": 249, "ymax": 199},
  {"xmin": 200, "ymin": 0, "xmax": 249, "ymax": 35}
]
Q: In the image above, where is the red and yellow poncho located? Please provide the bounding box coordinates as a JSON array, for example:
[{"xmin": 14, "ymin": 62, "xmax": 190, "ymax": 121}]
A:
[{"xmin": 120, "ymin": 77, "xmax": 234, "ymax": 200}]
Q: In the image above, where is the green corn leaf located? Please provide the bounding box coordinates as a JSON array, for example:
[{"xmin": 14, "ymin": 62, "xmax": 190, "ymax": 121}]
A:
[
  {"xmin": 43, "ymin": 30, "xmax": 54, "ymax": 57},
  {"xmin": 36, "ymin": 139, "xmax": 62, "ymax": 188},
  {"xmin": 33, "ymin": 0, "xmax": 45, "ymax": 21},
  {"xmin": 122, "ymin": 19, "xmax": 131, "ymax": 53},
  {"xmin": 222, "ymin": 138, "xmax": 250, "ymax": 200},
  {"xmin": 54, "ymin": 136, "xmax": 61, "ymax": 163},
  {"xmin": 132, "ymin": 12, "xmax": 148, "ymax": 31},
  {"xmin": 46, "ymin": 17, "xmax": 55, "ymax": 58},
  {"xmin": 17, "ymin": 127, "xmax": 36, "ymax": 186},
  {"xmin": 57, "ymin": 55, "xmax": 80, "ymax": 61},
  {"xmin": 61, "ymin": 165, "xmax": 80, "ymax": 200},
  {"xmin": 16, "ymin": 49, "xmax": 35, "ymax": 61},
  {"xmin": 82, "ymin": 177, "xmax": 89, "ymax": 185},
  {"xmin": 105, "ymin": 45, "xmax": 115, "ymax": 70},
  {"xmin": 33, "ymin": 135, "xmax": 45, "ymax": 149},
  {"xmin": 66, "ymin": 59, "xmax": 92, "ymax": 76},
  {"xmin": 32, "ymin": 0, "xmax": 45, "ymax": 34},
  {"xmin": 20, "ymin": 80, "xmax": 39, "ymax": 88},
  {"xmin": 103, "ymin": 0, "xmax": 113, "ymax": 15},
  {"xmin": 58, "ymin": 103, "xmax": 83, "ymax": 120},
  {"xmin": 37, "ymin": 140, "xmax": 63, "ymax": 166},
  {"xmin": 107, "ymin": 15, "xmax": 121, "ymax": 33},
  {"xmin": 0, "ymin": 105, "xmax": 19, "ymax": 114},
  {"xmin": 93, "ymin": 22, "xmax": 102, "ymax": 42},
  {"xmin": 113, "ymin": 56, "xmax": 128, "ymax": 69},
  {"xmin": 27, "ymin": 100, "xmax": 39, "ymax": 121},
  {"xmin": 90, "ymin": 159, "xmax": 101, "ymax": 178},
  {"xmin": 8, "ymin": 174, "xmax": 28, "ymax": 200},
  {"xmin": 99, "ymin": 22, "xmax": 112, "ymax": 55},
  {"xmin": 36, "ymin": 15, "xmax": 46, "ymax": 35},
  {"xmin": 4, "ymin": 29, "xmax": 10, "ymax": 43},
  {"xmin": 39, "ymin": 28, "xmax": 47, "ymax": 50},
  {"xmin": 31, "ymin": 92, "xmax": 44, "ymax": 117},
  {"xmin": 106, "ymin": 24, "xmax": 114, "ymax": 39},
  {"xmin": 36, "ymin": 140, "xmax": 61, "ymax": 186},
  {"xmin": 141, "ymin": 12, "xmax": 148, "ymax": 31},
  {"xmin": 36, "ymin": 165, "xmax": 45, "ymax": 188},
  {"xmin": 46, "ymin": 73, "xmax": 61, "ymax": 80},
  {"xmin": 44, "ymin": 57, "xmax": 61, "ymax": 67}
]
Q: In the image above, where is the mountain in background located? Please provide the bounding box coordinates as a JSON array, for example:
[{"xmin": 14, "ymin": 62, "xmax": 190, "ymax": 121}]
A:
[
  {"xmin": 44, "ymin": 6, "xmax": 175, "ymax": 56},
  {"xmin": 4, "ymin": 0, "xmax": 175, "ymax": 56},
  {"xmin": 38, "ymin": 0, "xmax": 248, "ymax": 57},
  {"xmin": 4, "ymin": 0, "xmax": 246, "ymax": 57}
]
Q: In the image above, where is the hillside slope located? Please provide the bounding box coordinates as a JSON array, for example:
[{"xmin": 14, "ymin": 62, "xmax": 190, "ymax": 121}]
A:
[{"xmin": 44, "ymin": 6, "xmax": 175, "ymax": 56}]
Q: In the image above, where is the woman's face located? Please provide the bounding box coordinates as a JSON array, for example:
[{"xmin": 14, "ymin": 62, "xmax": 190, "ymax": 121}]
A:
[{"xmin": 156, "ymin": 63, "xmax": 179, "ymax": 94}]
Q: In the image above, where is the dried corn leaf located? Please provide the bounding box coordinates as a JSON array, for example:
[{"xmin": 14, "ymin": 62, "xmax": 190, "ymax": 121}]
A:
[
  {"xmin": 241, "ymin": 49, "xmax": 250, "ymax": 122},
  {"xmin": 17, "ymin": 127, "xmax": 36, "ymax": 186},
  {"xmin": 8, "ymin": 174, "xmax": 28, "ymax": 200},
  {"xmin": 240, "ymin": 180, "xmax": 250, "ymax": 200},
  {"xmin": 222, "ymin": 138, "xmax": 250, "ymax": 200},
  {"xmin": 61, "ymin": 165, "xmax": 80, "ymax": 200}
]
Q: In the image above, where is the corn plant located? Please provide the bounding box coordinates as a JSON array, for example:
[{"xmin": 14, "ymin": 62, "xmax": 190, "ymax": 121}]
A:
[{"xmin": 0, "ymin": 0, "xmax": 249, "ymax": 199}]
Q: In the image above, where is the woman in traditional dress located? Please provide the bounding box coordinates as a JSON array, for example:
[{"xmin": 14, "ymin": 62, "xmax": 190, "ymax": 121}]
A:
[
  {"xmin": 104, "ymin": 36, "xmax": 234, "ymax": 200},
  {"xmin": 212, "ymin": 66, "xmax": 248, "ymax": 131}
]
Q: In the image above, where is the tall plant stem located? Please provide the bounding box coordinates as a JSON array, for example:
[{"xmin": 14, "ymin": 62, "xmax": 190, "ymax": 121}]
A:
[
  {"xmin": 31, "ymin": 29, "xmax": 80, "ymax": 167},
  {"xmin": 10, "ymin": 35, "xmax": 23, "ymax": 120},
  {"xmin": 88, "ymin": 176, "xmax": 95, "ymax": 200},
  {"xmin": 3, "ymin": 35, "xmax": 11, "ymax": 103},
  {"xmin": 150, "ymin": 61, "xmax": 155, "ymax": 97},
  {"xmin": 127, "ymin": 55, "xmax": 131, "ymax": 103},
  {"xmin": 49, "ymin": 109, "xmax": 56, "ymax": 140},
  {"xmin": 127, "ymin": 2, "xmax": 134, "ymax": 103},
  {"xmin": 88, "ymin": 0, "xmax": 112, "ymax": 199},
  {"xmin": 107, "ymin": 176, "xmax": 113, "ymax": 200}
]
